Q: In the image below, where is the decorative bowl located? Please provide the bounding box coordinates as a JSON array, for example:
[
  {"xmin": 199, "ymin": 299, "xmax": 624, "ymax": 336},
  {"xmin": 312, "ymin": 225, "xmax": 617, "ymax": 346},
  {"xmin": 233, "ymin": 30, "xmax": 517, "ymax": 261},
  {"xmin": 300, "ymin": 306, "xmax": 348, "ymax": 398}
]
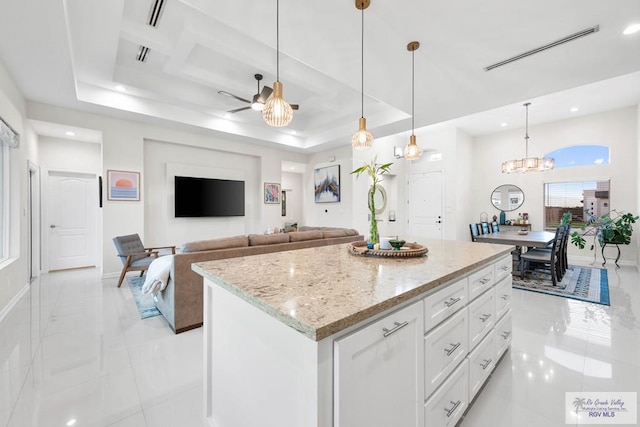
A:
[{"xmin": 389, "ymin": 239, "xmax": 406, "ymax": 250}]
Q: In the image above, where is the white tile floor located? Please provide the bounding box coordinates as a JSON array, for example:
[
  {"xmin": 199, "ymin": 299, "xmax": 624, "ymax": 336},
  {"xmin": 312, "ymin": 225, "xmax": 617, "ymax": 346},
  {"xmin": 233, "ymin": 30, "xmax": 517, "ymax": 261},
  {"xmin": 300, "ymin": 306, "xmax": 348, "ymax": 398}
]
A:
[{"xmin": 1, "ymin": 261, "xmax": 638, "ymax": 426}]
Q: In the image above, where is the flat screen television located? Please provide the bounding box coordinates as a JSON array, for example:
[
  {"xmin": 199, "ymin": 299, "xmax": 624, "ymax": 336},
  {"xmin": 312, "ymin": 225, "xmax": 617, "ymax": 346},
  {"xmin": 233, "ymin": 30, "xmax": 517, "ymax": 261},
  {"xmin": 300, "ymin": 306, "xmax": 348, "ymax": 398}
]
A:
[{"xmin": 174, "ymin": 176, "xmax": 245, "ymax": 217}]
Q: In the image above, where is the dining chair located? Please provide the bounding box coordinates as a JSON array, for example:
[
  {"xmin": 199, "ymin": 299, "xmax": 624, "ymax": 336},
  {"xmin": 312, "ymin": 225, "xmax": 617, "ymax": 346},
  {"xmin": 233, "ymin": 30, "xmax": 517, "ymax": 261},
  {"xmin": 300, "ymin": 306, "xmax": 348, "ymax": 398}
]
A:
[
  {"xmin": 112, "ymin": 234, "xmax": 176, "ymax": 288},
  {"xmin": 480, "ymin": 222, "xmax": 491, "ymax": 235},
  {"xmin": 491, "ymin": 221, "xmax": 500, "ymax": 233},
  {"xmin": 538, "ymin": 224, "xmax": 570, "ymax": 277},
  {"xmin": 469, "ymin": 223, "xmax": 480, "ymax": 241},
  {"xmin": 519, "ymin": 226, "xmax": 565, "ymax": 285}
]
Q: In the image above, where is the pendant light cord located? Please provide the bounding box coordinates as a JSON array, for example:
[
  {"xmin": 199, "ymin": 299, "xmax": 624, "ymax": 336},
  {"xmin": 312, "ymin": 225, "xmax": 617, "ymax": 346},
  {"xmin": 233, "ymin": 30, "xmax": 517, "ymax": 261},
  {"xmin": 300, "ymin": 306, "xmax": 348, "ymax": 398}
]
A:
[
  {"xmin": 360, "ymin": 6, "xmax": 364, "ymax": 118},
  {"xmin": 524, "ymin": 102, "xmax": 530, "ymax": 157},
  {"xmin": 276, "ymin": 0, "xmax": 280, "ymax": 82},
  {"xmin": 411, "ymin": 49, "xmax": 415, "ymax": 135}
]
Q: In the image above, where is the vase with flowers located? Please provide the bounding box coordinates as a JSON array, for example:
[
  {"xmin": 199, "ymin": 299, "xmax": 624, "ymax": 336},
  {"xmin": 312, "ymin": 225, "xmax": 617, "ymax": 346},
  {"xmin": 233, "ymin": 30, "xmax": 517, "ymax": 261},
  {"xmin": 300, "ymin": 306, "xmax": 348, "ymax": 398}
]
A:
[{"xmin": 351, "ymin": 157, "xmax": 393, "ymax": 245}]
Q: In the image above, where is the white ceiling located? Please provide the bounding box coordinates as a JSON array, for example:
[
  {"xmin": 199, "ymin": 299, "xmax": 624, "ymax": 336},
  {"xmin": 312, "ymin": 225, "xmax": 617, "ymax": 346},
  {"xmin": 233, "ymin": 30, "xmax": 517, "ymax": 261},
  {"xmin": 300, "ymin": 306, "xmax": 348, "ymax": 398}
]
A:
[{"xmin": 1, "ymin": 0, "xmax": 639, "ymax": 151}]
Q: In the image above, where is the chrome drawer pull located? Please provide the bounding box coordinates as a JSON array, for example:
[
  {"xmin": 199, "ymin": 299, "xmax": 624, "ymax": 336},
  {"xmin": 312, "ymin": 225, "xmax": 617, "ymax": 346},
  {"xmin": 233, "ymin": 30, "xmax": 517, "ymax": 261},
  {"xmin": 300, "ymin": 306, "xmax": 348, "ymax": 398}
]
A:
[
  {"xmin": 480, "ymin": 358, "xmax": 493, "ymax": 370},
  {"xmin": 444, "ymin": 297, "xmax": 461, "ymax": 307},
  {"xmin": 479, "ymin": 277, "xmax": 491, "ymax": 284},
  {"xmin": 479, "ymin": 313, "xmax": 492, "ymax": 323},
  {"xmin": 444, "ymin": 342, "xmax": 461, "ymax": 356},
  {"xmin": 501, "ymin": 294, "xmax": 510, "ymax": 300},
  {"xmin": 382, "ymin": 321, "xmax": 409, "ymax": 337},
  {"xmin": 501, "ymin": 331, "xmax": 511, "ymax": 339},
  {"xmin": 444, "ymin": 400, "xmax": 461, "ymax": 417},
  {"xmin": 501, "ymin": 265, "xmax": 510, "ymax": 271}
]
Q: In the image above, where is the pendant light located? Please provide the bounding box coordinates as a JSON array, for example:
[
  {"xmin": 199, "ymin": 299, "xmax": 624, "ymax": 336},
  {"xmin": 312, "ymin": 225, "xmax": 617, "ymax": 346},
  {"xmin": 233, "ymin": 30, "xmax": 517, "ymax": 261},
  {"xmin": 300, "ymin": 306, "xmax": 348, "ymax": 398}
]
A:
[
  {"xmin": 351, "ymin": 0, "xmax": 374, "ymax": 149},
  {"xmin": 404, "ymin": 41, "xmax": 422, "ymax": 160},
  {"xmin": 501, "ymin": 103, "xmax": 554, "ymax": 173},
  {"xmin": 262, "ymin": 0, "xmax": 293, "ymax": 127}
]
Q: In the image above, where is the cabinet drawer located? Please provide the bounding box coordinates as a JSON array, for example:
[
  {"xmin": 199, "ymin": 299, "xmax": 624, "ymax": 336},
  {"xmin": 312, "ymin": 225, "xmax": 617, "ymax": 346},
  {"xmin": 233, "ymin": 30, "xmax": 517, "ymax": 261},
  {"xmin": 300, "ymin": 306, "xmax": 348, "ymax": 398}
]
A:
[
  {"xmin": 468, "ymin": 290, "xmax": 495, "ymax": 351},
  {"xmin": 494, "ymin": 275, "xmax": 513, "ymax": 321},
  {"xmin": 424, "ymin": 359, "xmax": 468, "ymax": 427},
  {"xmin": 468, "ymin": 265, "xmax": 494, "ymax": 301},
  {"xmin": 424, "ymin": 308, "xmax": 468, "ymax": 398},
  {"xmin": 494, "ymin": 255, "xmax": 512, "ymax": 282},
  {"xmin": 468, "ymin": 330, "xmax": 496, "ymax": 402},
  {"xmin": 495, "ymin": 309, "xmax": 512, "ymax": 360},
  {"xmin": 423, "ymin": 277, "xmax": 468, "ymax": 333}
]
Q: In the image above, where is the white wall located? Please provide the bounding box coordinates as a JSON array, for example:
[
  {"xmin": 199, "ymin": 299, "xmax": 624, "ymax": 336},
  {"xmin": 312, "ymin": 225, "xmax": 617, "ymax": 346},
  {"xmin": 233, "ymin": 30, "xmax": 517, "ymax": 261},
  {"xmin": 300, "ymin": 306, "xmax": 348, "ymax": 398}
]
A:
[
  {"xmin": 471, "ymin": 106, "xmax": 639, "ymax": 264},
  {"xmin": 0, "ymin": 61, "xmax": 38, "ymax": 317},
  {"xmin": 281, "ymin": 172, "xmax": 303, "ymax": 226},
  {"xmin": 38, "ymin": 137, "xmax": 101, "ymax": 172},
  {"xmin": 144, "ymin": 139, "xmax": 260, "ymax": 246},
  {"xmin": 27, "ymin": 102, "xmax": 308, "ymax": 276}
]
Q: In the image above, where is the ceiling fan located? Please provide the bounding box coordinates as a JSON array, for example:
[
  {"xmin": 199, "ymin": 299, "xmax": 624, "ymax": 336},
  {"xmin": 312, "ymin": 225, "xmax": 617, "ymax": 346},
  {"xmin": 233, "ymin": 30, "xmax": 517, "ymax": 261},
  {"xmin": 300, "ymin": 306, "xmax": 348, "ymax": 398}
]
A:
[{"xmin": 218, "ymin": 74, "xmax": 299, "ymax": 113}]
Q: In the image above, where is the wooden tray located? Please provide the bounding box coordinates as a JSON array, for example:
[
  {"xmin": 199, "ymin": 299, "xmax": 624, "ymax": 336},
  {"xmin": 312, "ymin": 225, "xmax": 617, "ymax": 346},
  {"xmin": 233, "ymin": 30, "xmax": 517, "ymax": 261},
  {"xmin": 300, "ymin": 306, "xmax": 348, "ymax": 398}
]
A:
[{"xmin": 348, "ymin": 241, "xmax": 429, "ymax": 258}]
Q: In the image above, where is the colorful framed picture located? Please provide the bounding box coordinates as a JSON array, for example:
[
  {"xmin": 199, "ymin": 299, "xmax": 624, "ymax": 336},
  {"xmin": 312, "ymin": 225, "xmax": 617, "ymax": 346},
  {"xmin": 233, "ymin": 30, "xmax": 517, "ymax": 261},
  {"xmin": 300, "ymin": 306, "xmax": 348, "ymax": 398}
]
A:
[
  {"xmin": 314, "ymin": 165, "xmax": 340, "ymax": 203},
  {"xmin": 107, "ymin": 170, "xmax": 140, "ymax": 201},
  {"xmin": 264, "ymin": 182, "xmax": 281, "ymax": 204}
]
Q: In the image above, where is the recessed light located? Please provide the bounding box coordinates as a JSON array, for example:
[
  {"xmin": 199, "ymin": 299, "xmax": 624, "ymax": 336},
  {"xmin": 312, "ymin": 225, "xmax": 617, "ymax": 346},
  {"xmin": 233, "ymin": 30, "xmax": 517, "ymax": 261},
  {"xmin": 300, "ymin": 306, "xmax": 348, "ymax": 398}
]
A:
[
  {"xmin": 115, "ymin": 85, "xmax": 127, "ymax": 92},
  {"xmin": 65, "ymin": 131, "xmax": 75, "ymax": 136},
  {"xmin": 570, "ymin": 107, "xmax": 579, "ymax": 112},
  {"xmin": 500, "ymin": 122, "xmax": 508, "ymax": 127},
  {"xmin": 623, "ymin": 23, "xmax": 640, "ymax": 35}
]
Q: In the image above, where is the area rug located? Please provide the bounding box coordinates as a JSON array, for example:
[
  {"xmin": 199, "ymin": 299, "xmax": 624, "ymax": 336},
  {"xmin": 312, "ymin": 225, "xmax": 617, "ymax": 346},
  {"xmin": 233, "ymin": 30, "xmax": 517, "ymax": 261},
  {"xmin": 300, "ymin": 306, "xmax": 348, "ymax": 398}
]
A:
[
  {"xmin": 512, "ymin": 265, "xmax": 610, "ymax": 306},
  {"xmin": 127, "ymin": 276, "xmax": 161, "ymax": 319}
]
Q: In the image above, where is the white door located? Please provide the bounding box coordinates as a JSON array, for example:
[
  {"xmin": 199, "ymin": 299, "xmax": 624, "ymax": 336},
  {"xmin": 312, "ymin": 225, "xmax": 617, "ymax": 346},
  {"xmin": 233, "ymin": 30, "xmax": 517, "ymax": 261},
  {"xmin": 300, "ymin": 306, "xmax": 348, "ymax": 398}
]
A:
[
  {"xmin": 334, "ymin": 302, "xmax": 424, "ymax": 427},
  {"xmin": 408, "ymin": 170, "xmax": 443, "ymax": 239},
  {"xmin": 48, "ymin": 172, "xmax": 97, "ymax": 271}
]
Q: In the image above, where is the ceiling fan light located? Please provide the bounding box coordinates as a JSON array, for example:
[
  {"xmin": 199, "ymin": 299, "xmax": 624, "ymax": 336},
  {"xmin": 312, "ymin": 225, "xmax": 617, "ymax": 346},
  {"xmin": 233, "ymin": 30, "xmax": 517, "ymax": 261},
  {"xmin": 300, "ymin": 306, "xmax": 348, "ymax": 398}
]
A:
[
  {"xmin": 263, "ymin": 81, "xmax": 293, "ymax": 127},
  {"xmin": 352, "ymin": 117, "xmax": 374, "ymax": 149},
  {"xmin": 404, "ymin": 134, "xmax": 422, "ymax": 160}
]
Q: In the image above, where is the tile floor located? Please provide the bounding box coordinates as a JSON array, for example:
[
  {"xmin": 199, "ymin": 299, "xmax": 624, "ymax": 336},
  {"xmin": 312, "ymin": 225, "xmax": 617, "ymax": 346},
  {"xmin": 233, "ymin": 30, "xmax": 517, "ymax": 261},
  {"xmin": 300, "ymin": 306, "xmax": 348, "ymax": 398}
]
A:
[{"xmin": 1, "ymin": 261, "xmax": 638, "ymax": 426}]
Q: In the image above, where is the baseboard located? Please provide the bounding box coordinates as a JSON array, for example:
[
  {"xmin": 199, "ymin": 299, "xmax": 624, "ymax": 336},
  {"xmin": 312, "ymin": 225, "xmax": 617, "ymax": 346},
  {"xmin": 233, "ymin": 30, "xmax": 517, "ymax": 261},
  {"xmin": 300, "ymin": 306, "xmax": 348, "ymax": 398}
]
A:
[{"xmin": 0, "ymin": 282, "xmax": 30, "ymax": 325}]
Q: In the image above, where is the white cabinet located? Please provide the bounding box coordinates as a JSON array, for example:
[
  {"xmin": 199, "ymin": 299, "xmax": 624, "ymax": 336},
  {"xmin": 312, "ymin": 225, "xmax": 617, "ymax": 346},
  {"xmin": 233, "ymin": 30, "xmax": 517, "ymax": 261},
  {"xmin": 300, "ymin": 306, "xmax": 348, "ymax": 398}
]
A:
[
  {"xmin": 495, "ymin": 309, "xmax": 513, "ymax": 359},
  {"xmin": 424, "ymin": 308, "xmax": 468, "ymax": 398},
  {"xmin": 467, "ymin": 289, "xmax": 495, "ymax": 351},
  {"xmin": 468, "ymin": 330, "xmax": 496, "ymax": 401},
  {"xmin": 424, "ymin": 360, "xmax": 469, "ymax": 427},
  {"xmin": 334, "ymin": 302, "xmax": 424, "ymax": 427},
  {"xmin": 494, "ymin": 255, "xmax": 512, "ymax": 283},
  {"xmin": 468, "ymin": 264, "xmax": 494, "ymax": 301},
  {"xmin": 424, "ymin": 277, "xmax": 468, "ymax": 333},
  {"xmin": 494, "ymin": 275, "xmax": 513, "ymax": 321}
]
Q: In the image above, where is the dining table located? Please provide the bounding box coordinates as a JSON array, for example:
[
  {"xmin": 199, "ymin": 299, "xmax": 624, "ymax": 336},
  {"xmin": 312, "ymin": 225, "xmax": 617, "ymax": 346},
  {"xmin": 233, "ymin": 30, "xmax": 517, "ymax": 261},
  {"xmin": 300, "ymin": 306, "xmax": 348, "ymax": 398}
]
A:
[{"xmin": 474, "ymin": 230, "xmax": 556, "ymax": 248}]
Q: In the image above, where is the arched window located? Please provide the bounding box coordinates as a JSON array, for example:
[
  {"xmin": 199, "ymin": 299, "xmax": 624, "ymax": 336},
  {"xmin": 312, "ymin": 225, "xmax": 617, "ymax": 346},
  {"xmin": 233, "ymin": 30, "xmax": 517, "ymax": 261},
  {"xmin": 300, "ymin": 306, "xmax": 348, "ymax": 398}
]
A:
[{"xmin": 545, "ymin": 145, "xmax": 609, "ymax": 168}]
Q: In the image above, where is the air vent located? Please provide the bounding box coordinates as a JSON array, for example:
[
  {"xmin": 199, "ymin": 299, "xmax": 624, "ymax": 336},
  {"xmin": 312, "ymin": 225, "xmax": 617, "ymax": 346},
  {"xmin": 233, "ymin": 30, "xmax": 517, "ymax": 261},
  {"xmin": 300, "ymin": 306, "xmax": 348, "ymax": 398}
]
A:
[
  {"xmin": 135, "ymin": 0, "xmax": 166, "ymax": 62},
  {"xmin": 484, "ymin": 25, "xmax": 599, "ymax": 71}
]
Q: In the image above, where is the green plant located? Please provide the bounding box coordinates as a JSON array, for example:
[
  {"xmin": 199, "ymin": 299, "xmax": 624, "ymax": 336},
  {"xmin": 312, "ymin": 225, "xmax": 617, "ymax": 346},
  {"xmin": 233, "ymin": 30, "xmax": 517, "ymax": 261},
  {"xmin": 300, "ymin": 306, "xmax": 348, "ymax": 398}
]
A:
[
  {"xmin": 570, "ymin": 209, "xmax": 638, "ymax": 250},
  {"xmin": 351, "ymin": 157, "xmax": 393, "ymax": 244}
]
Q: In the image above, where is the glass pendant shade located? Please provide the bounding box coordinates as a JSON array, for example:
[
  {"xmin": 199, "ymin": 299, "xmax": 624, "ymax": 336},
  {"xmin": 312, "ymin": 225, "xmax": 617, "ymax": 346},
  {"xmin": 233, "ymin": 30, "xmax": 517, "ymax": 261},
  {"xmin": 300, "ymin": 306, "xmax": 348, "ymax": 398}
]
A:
[
  {"xmin": 352, "ymin": 117, "xmax": 374, "ymax": 149},
  {"xmin": 404, "ymin": 134, "xmax": 422, "ymax": 160},
  {"xmin": 262, "ymin": 81, "xmax": 293, "ymax": 127},
  {"xmin": 502, "ymin": 102, "xmax": 554, "ymax": 173}
]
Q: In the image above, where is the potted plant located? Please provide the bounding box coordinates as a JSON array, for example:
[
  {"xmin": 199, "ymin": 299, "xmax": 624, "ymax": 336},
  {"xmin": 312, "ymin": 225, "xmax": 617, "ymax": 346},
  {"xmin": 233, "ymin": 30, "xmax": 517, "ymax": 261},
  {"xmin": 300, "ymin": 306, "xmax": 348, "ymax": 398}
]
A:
[
  {"xmin": 351, "ymin": 157, "xmax": 393, "ymax": 245},
  {"xmin": 570, "ymin": 209, "xmax": 638, "ymax": 250}
]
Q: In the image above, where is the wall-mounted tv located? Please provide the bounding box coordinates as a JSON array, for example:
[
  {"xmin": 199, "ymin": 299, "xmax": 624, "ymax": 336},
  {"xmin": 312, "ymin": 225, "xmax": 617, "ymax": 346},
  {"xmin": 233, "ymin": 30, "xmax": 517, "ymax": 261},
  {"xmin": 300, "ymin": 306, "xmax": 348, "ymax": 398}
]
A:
[{"xmin": 175, "ymin": 176, "xmax": 245, "ymax": 217}]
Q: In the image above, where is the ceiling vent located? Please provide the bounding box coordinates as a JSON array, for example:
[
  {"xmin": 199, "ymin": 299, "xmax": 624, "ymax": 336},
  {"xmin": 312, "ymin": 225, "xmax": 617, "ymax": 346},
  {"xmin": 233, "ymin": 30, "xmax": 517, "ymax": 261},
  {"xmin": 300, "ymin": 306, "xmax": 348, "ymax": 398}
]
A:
[
  {"xmin": 484, "ymin": 25, "xmax": 599, "ymax": 71},
  {"xmin": 135, "ymin": 0, "xmax": 166, "ymax": 62}
]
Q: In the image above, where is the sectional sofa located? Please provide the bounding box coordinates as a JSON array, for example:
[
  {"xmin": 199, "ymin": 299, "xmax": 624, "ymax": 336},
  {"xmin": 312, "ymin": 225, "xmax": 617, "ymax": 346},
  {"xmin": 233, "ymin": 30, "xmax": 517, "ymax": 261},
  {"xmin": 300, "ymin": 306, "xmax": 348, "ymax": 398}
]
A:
[{"xmin": 155, "ymin": 227, "xmax": 364, "ymax": 333}]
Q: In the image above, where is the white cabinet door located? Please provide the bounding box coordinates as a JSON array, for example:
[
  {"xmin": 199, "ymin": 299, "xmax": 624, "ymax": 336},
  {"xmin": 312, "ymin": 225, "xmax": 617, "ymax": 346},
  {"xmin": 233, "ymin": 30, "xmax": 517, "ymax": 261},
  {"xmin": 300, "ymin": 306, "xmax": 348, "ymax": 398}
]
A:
[
  {"xmin": 468, "ymin": 290, "xmax": 495, "ymax": 351},
  {"xmin": 468, "ymin": 265, "xmax": 494, "ymax": 301},
  {"xmin": 494, "ymin": 275, "xmax": 513, "ymax": 321},
  {"xmin": 423, "ymin": 277, "xmax": 468, "ymax": 333},
  {"xmin": 468, "ymin": 330, "xmax": 496, "ymax": 401},
  {"xmin": 424, "ymin": 359, "xmax": 469, "ymax": 427},
  {"xmin": 495, "ymin": 309, "xmax": 513, "ymax": 359},
  {"xmin": 335, "ymin": 302, "xmax": 424, "ymax": 427},
  {"xmin": 494, "ymin": 255, "xmax": 512, "ymax": 283}
]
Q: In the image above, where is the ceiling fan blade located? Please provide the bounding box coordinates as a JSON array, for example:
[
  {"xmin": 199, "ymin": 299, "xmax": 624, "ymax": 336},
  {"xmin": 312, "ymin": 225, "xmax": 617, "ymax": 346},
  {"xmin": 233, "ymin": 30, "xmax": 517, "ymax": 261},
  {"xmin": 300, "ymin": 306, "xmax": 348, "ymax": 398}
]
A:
[
  {"xmin": 258, "ymin": 86, "xmax": 273, "ymax": 103},
  {"xmin": 218, "ymin": 90, "xmax": 252, "ymax": 104},
  {"xmin": 291, "ymin": 104, "xmax": 299, "ymax": 110},
  {"xmin": 228, "ymin": 106, "xmax": 252, "ymax": 113}
]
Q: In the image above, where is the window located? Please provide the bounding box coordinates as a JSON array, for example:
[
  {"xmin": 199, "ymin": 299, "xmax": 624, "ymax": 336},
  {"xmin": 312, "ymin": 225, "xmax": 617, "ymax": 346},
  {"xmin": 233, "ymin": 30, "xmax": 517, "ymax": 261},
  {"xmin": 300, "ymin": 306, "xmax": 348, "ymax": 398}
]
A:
[
  {"xmin": 545, "ymin": 145, "xmax": 609, "ymax": 168},
  {"xmin": 544, "ymin": 180, "xmax": 610, "ymax": 230}
]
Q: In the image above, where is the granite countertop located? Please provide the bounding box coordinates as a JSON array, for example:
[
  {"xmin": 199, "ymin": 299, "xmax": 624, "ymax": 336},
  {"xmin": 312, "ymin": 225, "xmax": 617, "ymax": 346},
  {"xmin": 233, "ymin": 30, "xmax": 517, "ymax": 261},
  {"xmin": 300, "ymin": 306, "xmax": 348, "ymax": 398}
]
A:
[{"xmin": 192, "ymin": 239, "xmax": 513, "ymax": 341}]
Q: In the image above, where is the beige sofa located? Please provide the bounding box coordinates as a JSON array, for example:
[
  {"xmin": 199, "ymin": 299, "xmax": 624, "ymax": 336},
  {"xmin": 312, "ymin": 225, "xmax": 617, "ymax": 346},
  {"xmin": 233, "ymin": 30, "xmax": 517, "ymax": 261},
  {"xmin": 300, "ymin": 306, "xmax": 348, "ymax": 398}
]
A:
[{"xmin": 155, "ymin": 227, "xmax": 363, "ymax": 333}]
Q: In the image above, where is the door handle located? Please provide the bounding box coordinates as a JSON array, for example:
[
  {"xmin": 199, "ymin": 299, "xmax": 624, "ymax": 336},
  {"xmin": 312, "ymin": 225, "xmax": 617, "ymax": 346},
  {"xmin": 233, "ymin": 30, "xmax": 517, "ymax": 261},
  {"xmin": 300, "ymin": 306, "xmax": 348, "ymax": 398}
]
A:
[
  {"xmin": 382, "ymin": 321, "xmax": 409, "ymax": 337},
  {"xmin": 50, "ymin": 225, "xmax": 58, "ymax": 229}
]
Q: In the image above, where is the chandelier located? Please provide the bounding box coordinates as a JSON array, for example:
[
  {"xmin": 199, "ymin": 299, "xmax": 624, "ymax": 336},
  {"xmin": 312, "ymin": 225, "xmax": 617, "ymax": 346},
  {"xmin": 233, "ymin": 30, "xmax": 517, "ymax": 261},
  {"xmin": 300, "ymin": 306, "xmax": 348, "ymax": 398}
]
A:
[{"xmin": 501, "ymin": 102, "xmax": 554, "ymax": 173}]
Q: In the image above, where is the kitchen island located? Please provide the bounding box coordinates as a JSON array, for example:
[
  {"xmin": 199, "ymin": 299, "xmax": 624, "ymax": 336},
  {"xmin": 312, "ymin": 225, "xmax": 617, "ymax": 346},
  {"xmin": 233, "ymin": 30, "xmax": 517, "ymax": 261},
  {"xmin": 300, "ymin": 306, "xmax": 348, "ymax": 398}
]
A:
[{"xmin": 193, "ymin": 239, "xmax": 514, "ymax": 427}]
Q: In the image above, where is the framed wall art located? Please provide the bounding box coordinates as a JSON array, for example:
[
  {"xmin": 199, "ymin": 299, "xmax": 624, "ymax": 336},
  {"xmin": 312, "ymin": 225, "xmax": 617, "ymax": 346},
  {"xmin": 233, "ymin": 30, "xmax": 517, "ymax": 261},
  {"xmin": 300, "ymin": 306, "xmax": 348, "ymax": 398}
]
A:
[
  {"xmin": 107, "ymin": 170, "xmax": 140, "ymax": 201},
  {"xmin": 264, "ymin": 182, "xmax": 281, "ymax": 204},
  {"xmin": 314, "ymin": 165, "xmax": 340, "ymax": 203}
]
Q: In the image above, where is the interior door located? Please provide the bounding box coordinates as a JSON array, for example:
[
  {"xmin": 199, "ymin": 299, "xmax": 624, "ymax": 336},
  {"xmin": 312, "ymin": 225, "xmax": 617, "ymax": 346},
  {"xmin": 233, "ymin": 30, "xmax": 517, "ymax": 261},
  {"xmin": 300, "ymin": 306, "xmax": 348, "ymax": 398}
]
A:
[
  {"xmin": 408, "ymin": 171, "xmax": 443, "ymax": 239},
  {"xmin": 48, "ymin": 171, "xmax": 97, "ymax": 271}
]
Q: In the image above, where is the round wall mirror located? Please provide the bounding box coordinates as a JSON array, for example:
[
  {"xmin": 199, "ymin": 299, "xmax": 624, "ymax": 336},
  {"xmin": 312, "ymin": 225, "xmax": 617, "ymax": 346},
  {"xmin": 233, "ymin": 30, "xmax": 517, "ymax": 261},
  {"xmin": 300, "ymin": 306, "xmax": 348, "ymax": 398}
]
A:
[
  {"xmin": 491, "ymin": 184, "xmax": 524, "ymax": 212},
  {"xmin": 368, "ymin": 185, "xmax": 387, "ymax": 214}
]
